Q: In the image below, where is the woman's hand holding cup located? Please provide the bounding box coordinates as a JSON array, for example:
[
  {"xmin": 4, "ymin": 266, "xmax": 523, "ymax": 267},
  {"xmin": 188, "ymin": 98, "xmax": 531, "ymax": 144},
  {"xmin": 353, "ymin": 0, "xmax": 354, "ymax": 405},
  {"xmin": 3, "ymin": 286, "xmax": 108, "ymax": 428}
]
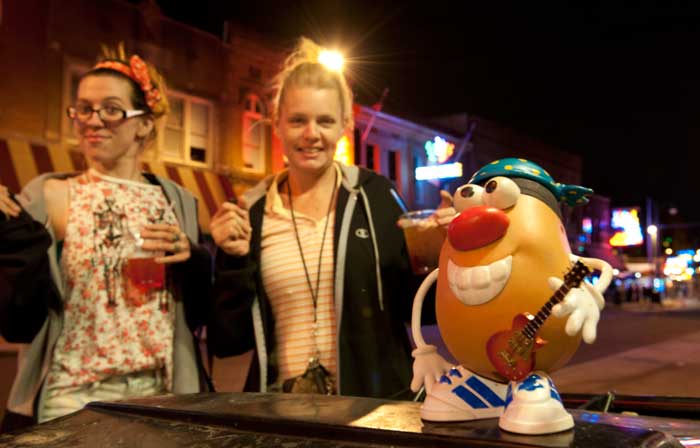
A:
[{"xmin": 139, "ymin": 223, "xmax": 191, "ymax": 264}]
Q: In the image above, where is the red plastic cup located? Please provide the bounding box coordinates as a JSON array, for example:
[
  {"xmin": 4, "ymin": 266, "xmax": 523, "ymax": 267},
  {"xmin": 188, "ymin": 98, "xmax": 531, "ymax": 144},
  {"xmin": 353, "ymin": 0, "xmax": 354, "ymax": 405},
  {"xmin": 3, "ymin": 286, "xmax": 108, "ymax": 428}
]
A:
[
  {"xmin": 122, "ymin": 232, "xmax": 166, "ymax": 306},
  {"xmin": 124, "ymin": 257, "xmax": 165, "ymax": 291}
]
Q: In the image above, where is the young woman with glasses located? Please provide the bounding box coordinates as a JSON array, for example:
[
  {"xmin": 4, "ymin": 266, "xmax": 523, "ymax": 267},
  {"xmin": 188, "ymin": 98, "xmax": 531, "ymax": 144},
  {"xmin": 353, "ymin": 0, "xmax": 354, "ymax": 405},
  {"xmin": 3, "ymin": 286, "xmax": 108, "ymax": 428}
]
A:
[{"xmin": 0, "ymin": 45, "xmax": 212, "ymax": 431}]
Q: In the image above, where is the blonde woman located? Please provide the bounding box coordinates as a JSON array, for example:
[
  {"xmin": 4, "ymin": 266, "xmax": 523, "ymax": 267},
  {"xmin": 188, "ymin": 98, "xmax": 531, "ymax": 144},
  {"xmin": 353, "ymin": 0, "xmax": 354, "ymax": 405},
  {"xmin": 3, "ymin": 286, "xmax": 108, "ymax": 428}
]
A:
[
  {"xmin": 0, "ymin": 46, "xmax": 212, "ymax": 431},
  {"xmin": 209, "ymin": 37, "xmax": 442, "ymax": 398}
]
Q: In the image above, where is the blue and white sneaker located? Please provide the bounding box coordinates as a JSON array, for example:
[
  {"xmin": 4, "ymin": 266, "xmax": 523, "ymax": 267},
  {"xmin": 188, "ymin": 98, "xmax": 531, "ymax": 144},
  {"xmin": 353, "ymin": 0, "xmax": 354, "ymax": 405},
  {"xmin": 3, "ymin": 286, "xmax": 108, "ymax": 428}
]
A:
[
  {"xmin": 499, "ymin": 371, "xmax": 574, "ymax": 434},
  {"xmin": 420, "ymin": 365, "xmax": 507, "ymax": 421}
]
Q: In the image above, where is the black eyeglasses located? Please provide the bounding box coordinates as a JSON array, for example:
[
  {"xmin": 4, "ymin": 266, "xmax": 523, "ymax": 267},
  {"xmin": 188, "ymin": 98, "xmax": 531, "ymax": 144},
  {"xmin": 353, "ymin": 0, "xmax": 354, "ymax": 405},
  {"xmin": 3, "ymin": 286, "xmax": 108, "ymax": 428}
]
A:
[{"xmin": 66, "ymin": 105, "xmax": 146, "ymax": 123}]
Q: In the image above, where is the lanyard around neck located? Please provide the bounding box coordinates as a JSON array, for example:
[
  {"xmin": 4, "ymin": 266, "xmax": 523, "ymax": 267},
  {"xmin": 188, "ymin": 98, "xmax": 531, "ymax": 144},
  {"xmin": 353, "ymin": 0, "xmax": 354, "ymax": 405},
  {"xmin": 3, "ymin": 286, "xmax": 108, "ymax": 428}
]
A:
[{"xmin": 287, "ymin": 171, "xmax": 338, "ymax": 322}]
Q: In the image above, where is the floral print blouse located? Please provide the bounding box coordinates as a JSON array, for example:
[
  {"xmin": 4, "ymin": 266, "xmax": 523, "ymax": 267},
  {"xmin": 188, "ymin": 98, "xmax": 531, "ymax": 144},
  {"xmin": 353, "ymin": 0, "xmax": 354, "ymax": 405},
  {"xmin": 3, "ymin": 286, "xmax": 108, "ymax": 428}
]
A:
[{"xmin": 45, "ymin": 170, "xmax": 176, "ymax": 391}]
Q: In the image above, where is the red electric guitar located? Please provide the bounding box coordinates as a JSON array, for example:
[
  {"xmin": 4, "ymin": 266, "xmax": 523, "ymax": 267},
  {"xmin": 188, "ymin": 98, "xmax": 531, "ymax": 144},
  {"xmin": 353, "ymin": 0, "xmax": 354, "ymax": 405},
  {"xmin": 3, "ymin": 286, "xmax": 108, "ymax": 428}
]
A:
[{"xmin": 486, "ymin": 260, "xmax": 592, "ymax": 382}]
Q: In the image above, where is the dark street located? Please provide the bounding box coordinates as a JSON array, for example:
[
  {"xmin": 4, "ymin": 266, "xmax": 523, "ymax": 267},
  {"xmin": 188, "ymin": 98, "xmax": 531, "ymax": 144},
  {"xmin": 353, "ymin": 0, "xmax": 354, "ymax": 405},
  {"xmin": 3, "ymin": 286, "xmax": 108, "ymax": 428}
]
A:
[{"xmin": 554, "ymin": 298, "xmax": 700, "ymax": 397}]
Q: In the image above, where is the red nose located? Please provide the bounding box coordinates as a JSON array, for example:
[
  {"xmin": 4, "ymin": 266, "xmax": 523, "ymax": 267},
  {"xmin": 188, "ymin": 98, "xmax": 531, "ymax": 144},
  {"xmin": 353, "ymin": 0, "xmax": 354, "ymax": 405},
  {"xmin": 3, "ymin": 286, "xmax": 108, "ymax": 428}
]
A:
[{"xmin": 448, "ymin": 206, "xmax": 510, "ymax": 251}]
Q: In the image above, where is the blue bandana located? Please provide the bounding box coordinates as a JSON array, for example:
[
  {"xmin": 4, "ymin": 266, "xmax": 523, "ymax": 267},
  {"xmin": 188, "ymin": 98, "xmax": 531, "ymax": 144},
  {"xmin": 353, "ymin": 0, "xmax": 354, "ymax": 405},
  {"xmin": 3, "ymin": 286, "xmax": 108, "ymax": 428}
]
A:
[{"xmin": 468, "ymin": 158, "xmax": 593, "ymax": 207}]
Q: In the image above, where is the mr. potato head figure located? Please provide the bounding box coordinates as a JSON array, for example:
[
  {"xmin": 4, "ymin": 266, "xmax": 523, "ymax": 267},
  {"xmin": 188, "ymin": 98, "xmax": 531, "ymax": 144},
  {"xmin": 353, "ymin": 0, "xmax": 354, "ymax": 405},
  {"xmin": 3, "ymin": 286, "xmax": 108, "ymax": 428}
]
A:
[{"xmin": 410, "ymin": 158, "xmax": 612, "ymax": 435}]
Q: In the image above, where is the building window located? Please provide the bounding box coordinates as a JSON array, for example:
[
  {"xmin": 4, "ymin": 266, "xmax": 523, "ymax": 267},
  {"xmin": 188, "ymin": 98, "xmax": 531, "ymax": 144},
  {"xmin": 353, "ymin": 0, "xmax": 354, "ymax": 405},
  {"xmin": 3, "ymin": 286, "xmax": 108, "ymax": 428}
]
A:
[
  {"xmin": 388, "ymin": 150, "xmax": 399, "ymax": 181},
  {"xmin": 161, "ymin": 91, "xmax": 215, "ymax": 168},
  {"xmin": 353, "ymin": 129, "xmax": 362, "ymax": 166},
  {"xmin": 366, "ymin": 144, "xmax": 375, "ymax": 170},
  {"xmin": 242, "ymin": 94, "xmax": 266, "ymax": 173}
]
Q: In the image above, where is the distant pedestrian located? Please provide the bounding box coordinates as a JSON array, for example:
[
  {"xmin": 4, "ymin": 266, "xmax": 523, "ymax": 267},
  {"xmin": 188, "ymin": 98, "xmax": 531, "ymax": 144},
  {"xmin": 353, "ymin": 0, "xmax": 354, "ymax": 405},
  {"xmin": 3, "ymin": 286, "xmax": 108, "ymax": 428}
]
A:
[{"xmin": 651, "ymin": 289, "xmax": 662, "ymax": 304}]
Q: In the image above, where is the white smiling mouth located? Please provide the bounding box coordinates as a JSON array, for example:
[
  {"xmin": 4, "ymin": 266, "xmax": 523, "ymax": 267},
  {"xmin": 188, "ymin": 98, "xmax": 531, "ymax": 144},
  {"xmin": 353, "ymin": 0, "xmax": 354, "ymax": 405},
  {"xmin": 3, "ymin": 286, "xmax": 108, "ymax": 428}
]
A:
[{"xmin": 447, "ymin": 255, "xmax": 512, "ymax": 306}]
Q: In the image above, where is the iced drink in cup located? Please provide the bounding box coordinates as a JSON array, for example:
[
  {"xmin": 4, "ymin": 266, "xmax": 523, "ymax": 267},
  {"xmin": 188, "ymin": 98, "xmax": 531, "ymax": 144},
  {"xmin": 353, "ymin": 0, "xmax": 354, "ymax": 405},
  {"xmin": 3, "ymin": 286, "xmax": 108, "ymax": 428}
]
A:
[
  {"xmin": 397, "ymin": 209, "xmax": 447, "ymax": 275},
  {"xmin": 124, "ymin": 257, "xmax": 165, "ymax": 290},
  {"xmin": 123, "ymin": 232, "xmax": 165, "ymax": 306}
]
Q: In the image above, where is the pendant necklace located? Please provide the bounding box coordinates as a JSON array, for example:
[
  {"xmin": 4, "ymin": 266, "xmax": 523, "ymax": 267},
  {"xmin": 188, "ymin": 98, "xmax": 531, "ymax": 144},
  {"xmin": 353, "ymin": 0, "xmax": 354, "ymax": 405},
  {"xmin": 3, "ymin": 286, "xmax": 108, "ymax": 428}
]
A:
[{"xmin": 288, "ymin": 170, "xmax": 337, "ymax": 362}]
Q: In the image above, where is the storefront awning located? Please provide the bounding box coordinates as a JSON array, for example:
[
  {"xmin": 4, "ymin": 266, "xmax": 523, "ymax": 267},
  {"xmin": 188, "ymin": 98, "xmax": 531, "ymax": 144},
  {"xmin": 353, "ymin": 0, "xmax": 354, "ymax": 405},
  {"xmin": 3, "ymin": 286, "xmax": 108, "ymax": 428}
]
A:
[{"xmin": 0, "ymin": 137, "xmax": 233, "ymax": 233}]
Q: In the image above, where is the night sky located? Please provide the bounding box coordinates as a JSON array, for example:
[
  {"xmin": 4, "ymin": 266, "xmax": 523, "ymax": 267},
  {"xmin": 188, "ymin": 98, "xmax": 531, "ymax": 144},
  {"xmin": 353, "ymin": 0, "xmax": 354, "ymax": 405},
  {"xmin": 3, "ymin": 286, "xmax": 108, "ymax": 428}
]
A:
[{"xmin": 154, "ymin": 1, "xmax": 700, "ymax": 225}]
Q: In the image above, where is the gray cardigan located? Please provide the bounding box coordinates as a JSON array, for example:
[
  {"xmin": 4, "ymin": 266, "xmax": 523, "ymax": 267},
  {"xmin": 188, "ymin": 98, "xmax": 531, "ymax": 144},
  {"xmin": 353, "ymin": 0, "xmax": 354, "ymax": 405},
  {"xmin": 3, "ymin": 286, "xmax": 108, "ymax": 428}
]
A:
[{"xmin": 7, "ymin": 172, "xmax": 205, "ymax": 418}]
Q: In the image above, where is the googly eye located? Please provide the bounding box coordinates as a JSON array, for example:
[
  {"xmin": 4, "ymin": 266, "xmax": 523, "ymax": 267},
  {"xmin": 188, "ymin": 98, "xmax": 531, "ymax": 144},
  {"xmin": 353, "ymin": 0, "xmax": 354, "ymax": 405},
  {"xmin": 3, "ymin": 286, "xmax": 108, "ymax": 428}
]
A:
[
  {"xmin": 453, "ymin": 184, "xmax": 484, "ymax": 213},
  {"xmin": 482, "ymin": 176, "xmax": 520, "ymax": 210}
]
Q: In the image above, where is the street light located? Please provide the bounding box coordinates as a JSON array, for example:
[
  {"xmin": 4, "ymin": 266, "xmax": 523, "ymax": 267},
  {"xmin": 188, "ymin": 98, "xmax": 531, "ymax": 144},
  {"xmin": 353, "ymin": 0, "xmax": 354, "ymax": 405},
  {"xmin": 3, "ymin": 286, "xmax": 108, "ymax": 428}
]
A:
[
  {"xmin": 647, "ymin": 225, "xmax": 657, "ymax": 237},
  {"xmin": 647, "ymin": 225, "xmax": 659, "ymax": 280},
  {"xmin": 318, "ymin": 50, "xmax": 344, "ymax": 72}
]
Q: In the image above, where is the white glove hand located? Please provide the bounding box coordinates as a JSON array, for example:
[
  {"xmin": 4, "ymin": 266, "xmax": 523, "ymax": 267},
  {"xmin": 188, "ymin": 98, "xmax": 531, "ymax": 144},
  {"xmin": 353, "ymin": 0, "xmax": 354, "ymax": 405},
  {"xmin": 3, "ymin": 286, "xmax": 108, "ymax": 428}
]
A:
[
  {"xmin": 433, "ymin": 207, "xmax": 457, "ymax": 227},
  {"xmin": 434, "ymin": 190, "xmax": 457, "ymax": 227},
  {"xmin": 549, "ymin": 278, "xmax": 603, "ymax": 344},
  {"xmin": 411, "ymin": 344, "xmax": 453, "ymax": 393}
]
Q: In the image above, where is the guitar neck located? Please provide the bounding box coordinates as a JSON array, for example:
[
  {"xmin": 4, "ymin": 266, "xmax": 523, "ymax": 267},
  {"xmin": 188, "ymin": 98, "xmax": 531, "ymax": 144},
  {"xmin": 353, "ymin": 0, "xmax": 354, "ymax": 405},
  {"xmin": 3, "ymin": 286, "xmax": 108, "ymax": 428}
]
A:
[{"xmin": 522, "ymin": 282, "xmax": 574, "ymax": 338}]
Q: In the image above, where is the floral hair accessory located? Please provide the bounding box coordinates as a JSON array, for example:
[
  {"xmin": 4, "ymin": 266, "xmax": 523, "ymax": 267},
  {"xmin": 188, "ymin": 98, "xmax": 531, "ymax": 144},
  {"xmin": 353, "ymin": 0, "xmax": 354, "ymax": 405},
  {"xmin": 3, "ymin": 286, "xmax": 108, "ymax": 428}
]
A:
[{"xmin": 93, "ymin": 55, "xmax": 162, "ymax": 111}]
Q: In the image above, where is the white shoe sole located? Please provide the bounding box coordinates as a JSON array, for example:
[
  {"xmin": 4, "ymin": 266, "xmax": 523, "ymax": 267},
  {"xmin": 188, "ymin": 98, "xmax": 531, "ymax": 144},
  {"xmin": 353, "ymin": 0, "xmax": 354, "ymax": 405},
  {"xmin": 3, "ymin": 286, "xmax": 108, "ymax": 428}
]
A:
[
  {"xmin": 498, "ymin": 372, "xmax": 574, "ymax": 435},
  {"xmin": 499, "ymin": 411, "xmax": 574, "ymax": 434}
]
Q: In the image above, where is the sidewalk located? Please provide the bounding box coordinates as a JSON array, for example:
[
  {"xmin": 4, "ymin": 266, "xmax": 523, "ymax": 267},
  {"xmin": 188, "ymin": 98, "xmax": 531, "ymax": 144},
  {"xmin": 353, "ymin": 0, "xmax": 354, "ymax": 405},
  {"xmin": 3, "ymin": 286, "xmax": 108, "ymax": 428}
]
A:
[
  {"xmin": 617, "ymin": 296, "xmax": 700, "ymax": 313},
  {"xmin": 552, "ymin": 327, "xmax": 700, "ymax": 397}
]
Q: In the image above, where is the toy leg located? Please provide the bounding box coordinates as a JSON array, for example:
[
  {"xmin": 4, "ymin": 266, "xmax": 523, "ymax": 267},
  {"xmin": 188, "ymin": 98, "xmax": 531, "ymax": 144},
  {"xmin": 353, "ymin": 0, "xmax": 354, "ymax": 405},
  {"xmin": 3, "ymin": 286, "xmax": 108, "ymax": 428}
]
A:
[
  {"xmin": 420, "ymin": 365, "xmax": 507, "ymax": 422},
  {"xmin": 499, "ymin": 371, "xmax": 574, "ymax": 435}
]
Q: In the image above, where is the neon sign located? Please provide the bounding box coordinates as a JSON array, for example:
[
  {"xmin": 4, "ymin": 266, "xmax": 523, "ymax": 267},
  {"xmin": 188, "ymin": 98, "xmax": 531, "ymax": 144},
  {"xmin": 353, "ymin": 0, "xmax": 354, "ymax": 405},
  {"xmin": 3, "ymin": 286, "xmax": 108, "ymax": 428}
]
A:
[
  {"xmin": 609, "ymin": 208, "xmax": 644, "ymax": 247},
  {"xmin": 425, "ymin": 136, "xmax": 455, "ymax": 164},
  {"xmin": 415, "ymin": 162, "xmax": 463, "ymax": 180}
]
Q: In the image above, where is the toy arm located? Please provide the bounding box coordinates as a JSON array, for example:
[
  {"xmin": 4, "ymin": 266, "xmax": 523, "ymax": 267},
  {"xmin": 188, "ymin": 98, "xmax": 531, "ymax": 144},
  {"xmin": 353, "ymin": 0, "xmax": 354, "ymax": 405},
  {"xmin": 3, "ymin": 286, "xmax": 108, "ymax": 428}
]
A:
[
  {"xmin": 433, "ymin": 190, "xmax": 457, "ymax": 227},
  {"xmin": 410, "ymin": 268, "xmax": 452, "ymax": 392},
  {"xmin": 573, "ymin": 254, "xmax": 613, "ymax": 309},
  {"xmin": 550, "ymin": 255, "xmax": 613, "ymax": 344},
  {"xmin": 411, "ymin": 268, "xmax": 438, "ymax": 348}
]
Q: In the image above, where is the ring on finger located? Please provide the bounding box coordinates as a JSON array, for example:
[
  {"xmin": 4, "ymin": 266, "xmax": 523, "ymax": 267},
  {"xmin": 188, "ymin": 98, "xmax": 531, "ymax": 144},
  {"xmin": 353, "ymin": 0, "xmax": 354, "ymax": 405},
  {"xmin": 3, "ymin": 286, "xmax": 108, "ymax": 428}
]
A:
[
  {"xmin": 172, "ymin": 232, "xmax": 181, "ymax": 242},
  {"xmin": 173, "ymin": 241, "xmax": 182, "ymax": 253}
]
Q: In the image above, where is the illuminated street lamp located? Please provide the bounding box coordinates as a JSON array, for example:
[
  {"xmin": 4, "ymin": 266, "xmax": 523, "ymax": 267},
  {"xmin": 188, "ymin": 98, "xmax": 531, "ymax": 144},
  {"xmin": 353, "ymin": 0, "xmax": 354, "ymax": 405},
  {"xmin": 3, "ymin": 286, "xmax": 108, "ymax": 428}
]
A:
[
  {"xmin": 647, "ymin": 225, "xmax": 658, "ymax": 279},
  {"xmin": 318, "ymin": 50, "xmax": 344, "ymax": 72}
]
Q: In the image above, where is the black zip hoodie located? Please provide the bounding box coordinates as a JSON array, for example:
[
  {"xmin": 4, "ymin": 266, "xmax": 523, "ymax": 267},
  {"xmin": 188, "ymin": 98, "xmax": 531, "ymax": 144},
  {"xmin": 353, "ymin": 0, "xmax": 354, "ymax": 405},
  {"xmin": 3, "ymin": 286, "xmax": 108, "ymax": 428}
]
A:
[{"xmin": 210, "ymin": 163, "xmax": 434, "ymax": 399}]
